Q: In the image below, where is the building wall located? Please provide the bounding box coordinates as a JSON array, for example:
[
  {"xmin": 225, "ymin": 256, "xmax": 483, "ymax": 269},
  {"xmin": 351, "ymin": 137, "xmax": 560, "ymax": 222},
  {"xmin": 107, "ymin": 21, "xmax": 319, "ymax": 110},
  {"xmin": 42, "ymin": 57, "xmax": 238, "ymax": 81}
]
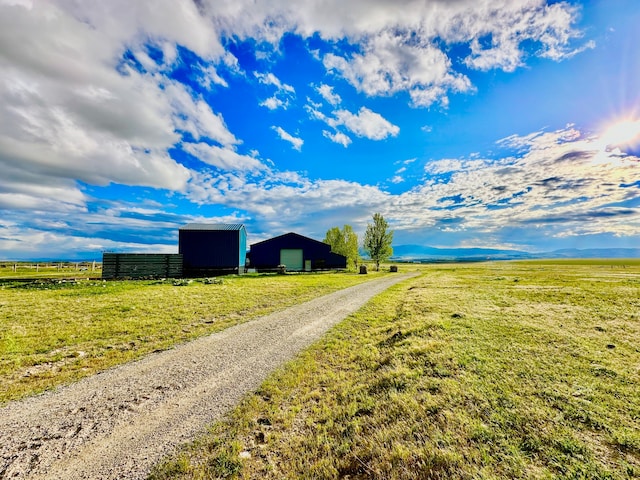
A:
[
  {"xmin": 179, "ymin": 225, "xmax": 247, "ymax": 275},
  {"xmin": 249, "ymin": 232, "xmax": 346, "ymax": 271}
]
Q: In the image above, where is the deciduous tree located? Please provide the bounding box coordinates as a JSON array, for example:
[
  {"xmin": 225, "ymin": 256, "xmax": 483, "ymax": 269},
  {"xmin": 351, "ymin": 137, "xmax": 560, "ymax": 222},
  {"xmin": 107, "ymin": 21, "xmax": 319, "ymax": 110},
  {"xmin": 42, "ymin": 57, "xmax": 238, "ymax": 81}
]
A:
[
  {"xmin": 363, "ymin": 213, "xmax": 393, "ymax": 271},
  {"xmin": 323, "ymin": 225, "xmax": 360, "ymax": 270}
]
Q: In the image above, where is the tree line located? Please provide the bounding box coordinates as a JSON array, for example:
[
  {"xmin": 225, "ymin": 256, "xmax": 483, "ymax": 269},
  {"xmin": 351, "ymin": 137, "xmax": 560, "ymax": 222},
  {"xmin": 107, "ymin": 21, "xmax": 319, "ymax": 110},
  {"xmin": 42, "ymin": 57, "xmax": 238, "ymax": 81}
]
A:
[{"xmin": 323, "ymin": 213, "xmax": 393, "ymax": 271}]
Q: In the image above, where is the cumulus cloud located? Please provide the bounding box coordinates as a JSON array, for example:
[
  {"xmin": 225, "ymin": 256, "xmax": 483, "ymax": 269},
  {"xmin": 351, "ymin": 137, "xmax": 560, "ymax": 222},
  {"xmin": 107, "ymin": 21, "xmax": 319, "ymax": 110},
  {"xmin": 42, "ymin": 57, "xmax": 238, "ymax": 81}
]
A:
[
  {"xmin": 0, "ymin": 0, "xmax": 609, "ymax": 257},
  {"xmin": 184, "ymin": 123, "xmax": 638, "ymax": 248},
  {"xmin": 332, "ymin": 107, "xmax": 399, "ymax": 140},
  {"xmin": 324, "ymin": 31, "xmax": 472, "ymax": 107},
  {"xmin": 309, "ymin": 104, "xmax": 398, "ymax": 143},
  {"xmin": 272, "ymin": 126, "xmax": 304, "ymax": 151},
  {"xmin": 260, "ymin": 96, "xmax": 286, "ymax": 110},
  {"xmin": 317, "ymin": 84, "xmax": 341, "ymax": 105},
  {"xmin": 183, "ymin": 143, "xmax": 266, "ymax": 171},
  {"xmin": 401, "ymin": 126, "xmax": 640, "ymax": 243},
  {"xmin": 0, "ymin": 0, "xmax": 243, "ymax": 202},
  {"xmin": 186, "ymin": 168, "xmax": 390, "ymax": 235},
  {"xmin": 323, "ymin": 130, "xmax": 352, "ymax": 147}
]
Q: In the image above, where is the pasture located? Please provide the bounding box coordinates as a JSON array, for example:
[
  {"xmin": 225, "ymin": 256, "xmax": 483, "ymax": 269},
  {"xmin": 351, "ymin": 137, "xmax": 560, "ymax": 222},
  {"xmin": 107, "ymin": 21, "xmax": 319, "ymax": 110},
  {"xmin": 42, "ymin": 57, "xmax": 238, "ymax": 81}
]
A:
[
  {"xmin": 0, "ymin": 271, "xmax": 385, "ymax": 404},
  {"xmin": 0, "ymin": 261, "xmax": 100, "ymax": 280},
  {"xmin": 151, "ymin": 260, "xmax": 640, "ymax": 479}
]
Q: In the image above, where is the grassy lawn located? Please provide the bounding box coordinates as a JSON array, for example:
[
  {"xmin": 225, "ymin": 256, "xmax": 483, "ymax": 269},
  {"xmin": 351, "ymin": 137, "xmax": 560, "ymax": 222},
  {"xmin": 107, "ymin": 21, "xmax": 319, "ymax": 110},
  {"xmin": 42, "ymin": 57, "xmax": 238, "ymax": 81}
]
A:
[
  {"xmin": 150, "ymin": 260, "xmax": 640, "ymax": 479},
  {"xmin": 0, "ymin": 270, "xmax": 387, "ymax": 404},
  {"xmin": 0, "ymin": 261, "xmax": 100, "ymax": 279}
]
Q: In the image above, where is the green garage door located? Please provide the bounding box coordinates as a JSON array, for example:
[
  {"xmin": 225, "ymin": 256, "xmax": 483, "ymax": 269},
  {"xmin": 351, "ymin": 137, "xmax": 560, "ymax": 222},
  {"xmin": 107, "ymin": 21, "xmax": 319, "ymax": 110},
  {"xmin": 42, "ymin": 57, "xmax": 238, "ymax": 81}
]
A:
[{"xmin": 280, "ymin": 249, "xmax": 303, "ymax": 271}]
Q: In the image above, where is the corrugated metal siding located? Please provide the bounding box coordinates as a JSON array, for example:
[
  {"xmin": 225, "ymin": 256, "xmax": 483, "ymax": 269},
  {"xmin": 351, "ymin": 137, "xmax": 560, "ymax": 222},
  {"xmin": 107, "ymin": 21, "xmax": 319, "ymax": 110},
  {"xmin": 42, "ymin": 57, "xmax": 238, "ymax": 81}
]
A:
[
  {"xmin": 249, "ymin": 232, "xmax": 346, "ymax": 271},
  {"xmin": 179, "ymin": 223, "xmax": 245, "ymax": 231},
  {"xmin": 102, "ymin": 253, "xmax": 183, "ymax": 279},
  {"xmin": 179, "ymin": 224, "xmax": 247, "ymax": 275}
]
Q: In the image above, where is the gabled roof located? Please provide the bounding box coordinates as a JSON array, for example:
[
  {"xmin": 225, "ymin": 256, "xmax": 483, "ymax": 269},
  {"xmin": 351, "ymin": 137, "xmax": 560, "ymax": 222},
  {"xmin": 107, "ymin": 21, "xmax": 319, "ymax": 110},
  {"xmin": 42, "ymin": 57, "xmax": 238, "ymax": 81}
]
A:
[
  {"xmin": 179, "ymin": 223, "xmax": 245, "ymax": 231},
  {"xmin": 250, "ymin": 232, "xmax": 327, "ymax": 248}
]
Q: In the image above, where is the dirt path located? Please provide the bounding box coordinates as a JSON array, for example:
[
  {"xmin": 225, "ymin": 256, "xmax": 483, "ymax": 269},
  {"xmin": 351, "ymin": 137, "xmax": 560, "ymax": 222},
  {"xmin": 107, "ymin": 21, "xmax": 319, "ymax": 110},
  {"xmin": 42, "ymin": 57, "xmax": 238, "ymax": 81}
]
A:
[{"xmin": 1, "ymin": 272, "xmax": 417, "ymax": 480}]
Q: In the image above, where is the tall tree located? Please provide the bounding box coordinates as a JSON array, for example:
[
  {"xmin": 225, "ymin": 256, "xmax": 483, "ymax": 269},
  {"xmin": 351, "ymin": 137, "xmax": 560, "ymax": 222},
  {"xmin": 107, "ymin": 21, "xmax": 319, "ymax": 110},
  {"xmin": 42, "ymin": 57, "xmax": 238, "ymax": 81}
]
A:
[
  {"xmin": 324, "ymin": 225, "xmax": 360, "ymax": 270},
  {"xmin": 363, "ymin": 213, "xmax": 393, "ymax": 271}
]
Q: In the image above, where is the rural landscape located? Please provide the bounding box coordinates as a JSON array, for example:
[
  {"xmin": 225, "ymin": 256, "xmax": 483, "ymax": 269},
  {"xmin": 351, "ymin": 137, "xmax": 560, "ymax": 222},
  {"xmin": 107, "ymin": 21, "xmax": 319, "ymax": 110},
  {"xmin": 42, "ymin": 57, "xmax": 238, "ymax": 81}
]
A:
[
  {"xmin": 1, "ymin": 258, "xmax": 639, "ymax": 478},
  {"xmin": 1, "ymin": 0, "xmax": 640, "ymax": 479}
]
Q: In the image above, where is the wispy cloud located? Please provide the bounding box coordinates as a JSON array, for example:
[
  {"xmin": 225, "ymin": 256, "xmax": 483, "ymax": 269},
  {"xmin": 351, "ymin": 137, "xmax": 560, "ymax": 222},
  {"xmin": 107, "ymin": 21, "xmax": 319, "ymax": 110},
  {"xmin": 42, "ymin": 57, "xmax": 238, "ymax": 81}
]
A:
[
  {"xmin": 255, "ymin": 71, "xmax": 295, "ymax": 110},
  {"xmin": 322, "ymin": 130, "xmax": 352, "ymax": 147},
  {"xmin": 272, "ymin": 126, "xmax": 303, "ymax": 151},
  {"xmin": 316, "ymin": 84, "xmax": 341, "ymax": 106},
  {"xmin": 183, "ymin": 143, "xmax": 265, "ymax": 171}
]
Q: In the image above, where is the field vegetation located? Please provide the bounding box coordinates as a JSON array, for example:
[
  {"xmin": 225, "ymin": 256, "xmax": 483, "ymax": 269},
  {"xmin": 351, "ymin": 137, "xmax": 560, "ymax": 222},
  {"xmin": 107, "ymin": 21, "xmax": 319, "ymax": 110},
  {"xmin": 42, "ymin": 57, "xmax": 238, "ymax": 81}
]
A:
[
  {"xmin": 0, "ymin": 270, "xmax": 385, "ymax": 404},
  {"xmin": 0, "ymin": 261, "xmax": 99, "ymax": 279},
  {"xmin": 151, "ymin": 260, "xmax": 640, "ymax": 479}
]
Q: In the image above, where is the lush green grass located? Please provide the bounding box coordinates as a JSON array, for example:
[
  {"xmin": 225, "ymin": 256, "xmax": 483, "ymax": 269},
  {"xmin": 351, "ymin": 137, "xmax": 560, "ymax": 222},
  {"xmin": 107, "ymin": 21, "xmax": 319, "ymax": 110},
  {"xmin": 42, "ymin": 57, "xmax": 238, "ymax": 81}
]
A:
[
  {"xmin": 150, "ymin": 261, "xmax": 640, "ymax": 479},
  {"xmin": 0, "ymin": 271, "xmax": 387, "ymax": 404},
  {"xmin": 0, "ymin": 261, "xmax": 100, "ymax": 279}
]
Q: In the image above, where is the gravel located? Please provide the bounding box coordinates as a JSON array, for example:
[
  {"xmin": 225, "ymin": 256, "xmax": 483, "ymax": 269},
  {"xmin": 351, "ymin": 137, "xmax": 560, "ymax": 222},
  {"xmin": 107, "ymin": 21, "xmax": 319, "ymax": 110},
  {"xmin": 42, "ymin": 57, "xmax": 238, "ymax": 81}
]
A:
[{"xmin": 0, "ymin": 272, "xmax": 417, "ymax": 480}]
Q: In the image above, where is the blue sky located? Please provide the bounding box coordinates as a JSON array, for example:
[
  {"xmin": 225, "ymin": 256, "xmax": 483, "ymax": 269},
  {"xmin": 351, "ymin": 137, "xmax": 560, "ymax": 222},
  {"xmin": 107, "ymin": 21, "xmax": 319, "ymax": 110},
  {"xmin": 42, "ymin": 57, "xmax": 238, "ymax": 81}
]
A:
[{"xmin": 0, "ymin": 0, "xmax": 639, "ymax": 260}]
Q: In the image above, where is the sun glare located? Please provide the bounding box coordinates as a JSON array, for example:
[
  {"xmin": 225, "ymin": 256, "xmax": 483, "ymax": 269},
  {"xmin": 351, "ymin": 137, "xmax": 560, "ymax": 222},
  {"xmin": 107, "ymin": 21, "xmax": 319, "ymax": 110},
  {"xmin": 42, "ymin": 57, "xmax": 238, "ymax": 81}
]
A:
[{"xmin": 600, "ymin": 118, "xmax": 640, "ymax": 150}]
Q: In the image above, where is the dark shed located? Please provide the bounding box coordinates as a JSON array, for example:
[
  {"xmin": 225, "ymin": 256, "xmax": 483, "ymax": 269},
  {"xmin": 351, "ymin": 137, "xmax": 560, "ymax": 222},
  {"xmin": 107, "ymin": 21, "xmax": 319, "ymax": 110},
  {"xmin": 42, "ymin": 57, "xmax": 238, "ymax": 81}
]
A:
[
  {"xmin": 249, "ymin": 232, "xmax": 346, "ymax": 272},
  {"xmin": 179, "ymin": 223, "xmax": 247, "ymax": 276}
]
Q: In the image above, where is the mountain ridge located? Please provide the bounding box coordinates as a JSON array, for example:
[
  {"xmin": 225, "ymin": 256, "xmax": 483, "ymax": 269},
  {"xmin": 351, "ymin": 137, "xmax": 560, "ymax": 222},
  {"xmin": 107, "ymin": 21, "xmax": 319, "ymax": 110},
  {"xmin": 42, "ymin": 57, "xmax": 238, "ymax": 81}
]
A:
[{"xmin": 390, "ymin": 245, "xmax": 640, "ymax": 260}]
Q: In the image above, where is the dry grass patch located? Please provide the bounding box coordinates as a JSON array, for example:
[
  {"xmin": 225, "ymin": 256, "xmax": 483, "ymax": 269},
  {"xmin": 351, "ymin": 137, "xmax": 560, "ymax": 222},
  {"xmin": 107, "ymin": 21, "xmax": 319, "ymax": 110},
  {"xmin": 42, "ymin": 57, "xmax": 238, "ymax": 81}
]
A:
[
  {"xmin": 0, "ymin": 272, "xmax": 383, "ymax": 403},
  {"xmin": 150, "ymin": 261, "xmax": 640, "ymax": 479}
]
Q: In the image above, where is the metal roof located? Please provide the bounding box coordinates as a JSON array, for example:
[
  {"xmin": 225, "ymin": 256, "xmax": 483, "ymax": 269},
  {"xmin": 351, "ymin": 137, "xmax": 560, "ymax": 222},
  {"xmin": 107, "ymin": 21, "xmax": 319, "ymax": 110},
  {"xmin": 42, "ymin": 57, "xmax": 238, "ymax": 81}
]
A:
[{"xmin": 179, "ymin": 223, "xmax": 245, "ymax": 231}]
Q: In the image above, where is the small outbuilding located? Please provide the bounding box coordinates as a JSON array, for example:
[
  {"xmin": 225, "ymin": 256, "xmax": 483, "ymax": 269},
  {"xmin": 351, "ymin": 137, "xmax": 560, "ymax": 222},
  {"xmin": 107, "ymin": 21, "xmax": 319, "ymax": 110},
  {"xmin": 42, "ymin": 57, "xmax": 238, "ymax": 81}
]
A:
[
  {"xmin": 179, "ymin": 223, "xmax": 247, "ymax": 276},
  {"xmin": 249, "ymin": 232, "xmax": 346, "ymax": 272}
]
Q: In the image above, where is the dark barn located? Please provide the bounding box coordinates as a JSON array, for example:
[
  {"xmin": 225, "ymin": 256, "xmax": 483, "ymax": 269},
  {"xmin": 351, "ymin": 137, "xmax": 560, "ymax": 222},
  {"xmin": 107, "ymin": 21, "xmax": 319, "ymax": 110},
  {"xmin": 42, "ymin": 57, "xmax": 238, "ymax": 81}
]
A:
[
  {"xmin": 179, "ymin": 223, "xmax": 247, "ymax": 276},
  {"xmin": 249, "ymin": 232, "xmax": 346, "ymax": 272}
]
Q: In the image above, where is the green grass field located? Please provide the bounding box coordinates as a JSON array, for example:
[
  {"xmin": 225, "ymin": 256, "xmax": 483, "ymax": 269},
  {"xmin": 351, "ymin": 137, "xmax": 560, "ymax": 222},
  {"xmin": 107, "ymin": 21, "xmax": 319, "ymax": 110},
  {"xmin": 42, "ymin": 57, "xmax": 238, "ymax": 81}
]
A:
[
  {"xmin": 0, "ymin": 261, "xmax": 100, "ymax": 279},
  {"xmin": 150, "ymin": 260, "xmax": 640, "ymax": 479},
  {"xmin": 0, "ymin": 271, "xmax": 386, "ymax": 404}
]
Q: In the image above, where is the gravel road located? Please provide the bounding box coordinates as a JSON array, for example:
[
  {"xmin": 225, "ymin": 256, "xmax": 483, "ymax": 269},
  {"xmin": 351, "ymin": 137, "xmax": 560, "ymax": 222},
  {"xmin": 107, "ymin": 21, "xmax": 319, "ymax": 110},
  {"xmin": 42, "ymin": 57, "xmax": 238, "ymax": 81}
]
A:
[{"xmin": 1, "ymin": 272, "xmax": 417, "ymax": 480}]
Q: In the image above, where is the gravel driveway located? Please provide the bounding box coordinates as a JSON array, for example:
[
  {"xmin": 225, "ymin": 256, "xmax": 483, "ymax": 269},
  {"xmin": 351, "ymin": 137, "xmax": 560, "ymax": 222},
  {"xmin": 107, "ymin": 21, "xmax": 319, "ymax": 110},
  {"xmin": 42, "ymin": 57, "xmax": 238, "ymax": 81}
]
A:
[{"xmin": 1, "ymin": 272, "xmax": 417, "ymax": 480}]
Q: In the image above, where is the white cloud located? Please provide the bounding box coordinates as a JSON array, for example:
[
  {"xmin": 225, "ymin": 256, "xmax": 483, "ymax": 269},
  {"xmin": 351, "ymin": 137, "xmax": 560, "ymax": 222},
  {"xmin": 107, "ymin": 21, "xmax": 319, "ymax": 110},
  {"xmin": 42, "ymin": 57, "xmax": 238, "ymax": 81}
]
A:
[
  {"xmin": 324, "ymin": 31, "xmax": 472, "ymax": 107},
  {"xmin": 0, "ymin": 0, "xmax": 247, "ymax": 210},
  {"xmin": 198, "ymin": 65, "xmax": 228, "ymax": 89},
  {"xmin": 260, "ymin": 96, "xmax": 286, "ymax": 110},
  {"xmin": 184, "ymin": 124, "xmax": 639, "ymax": 247},
  {"xmin": 208, "ymin": 0, "xmax": 585, "ymax": 106},
  {"xmin": 183, "ymin": 143, "xmax": 266, "ymax": 172},
  {"xmin": 0, "ymin": 0, "xmax": 609, "ymax": 257},
  {"xmin": 272, "ymin": 126, "xmax": 304, "ymax": 151},
  {"xmin": 255, "ymin": 72, "xmax": 295, "ymax": 109},
  {"xmin": 187, "ymin": 169, "xmax": 390, "ymax": 234},
  {"xmin": 332, "ymin": 107, "xmax": 399, "ymax": 140},
  {"xmin": 323, "ymin": 130, "xmax": 352, "ymax": 147},
  {"xmin": 255, "ymin": 72, "xmax": 295, "ymax": 93},
  {"xmin": 317, "ymin": 84, "xmax": 341, "ymax": 105},
  {"xmin": 402, "ymin": 126, "xmax": 640, "ymax": 240}
]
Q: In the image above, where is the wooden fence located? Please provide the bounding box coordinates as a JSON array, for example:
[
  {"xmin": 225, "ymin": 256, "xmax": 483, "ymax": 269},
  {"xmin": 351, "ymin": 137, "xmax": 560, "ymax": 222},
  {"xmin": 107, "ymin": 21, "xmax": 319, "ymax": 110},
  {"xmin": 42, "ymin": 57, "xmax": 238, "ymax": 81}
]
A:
[{"xmin": 102, "ymin": 253, "xmax": 183, "ymax": 279}]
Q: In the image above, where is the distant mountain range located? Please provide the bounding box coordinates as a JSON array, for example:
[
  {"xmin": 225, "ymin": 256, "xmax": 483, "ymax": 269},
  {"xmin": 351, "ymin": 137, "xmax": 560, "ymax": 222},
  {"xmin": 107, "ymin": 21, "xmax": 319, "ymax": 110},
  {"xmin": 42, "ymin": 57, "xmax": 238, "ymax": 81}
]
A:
[{"xmin": 390, "ymin": 245, "xmax": 640, "ymax": 261}]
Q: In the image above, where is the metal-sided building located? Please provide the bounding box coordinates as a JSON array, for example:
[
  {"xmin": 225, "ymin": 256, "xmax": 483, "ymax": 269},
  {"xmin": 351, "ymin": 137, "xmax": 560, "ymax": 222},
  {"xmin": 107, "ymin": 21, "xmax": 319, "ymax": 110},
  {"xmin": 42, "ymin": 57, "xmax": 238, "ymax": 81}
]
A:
[
  {"xmin": 179, "ymin": 223, "xmax": 247, "ymax": 276},
  {"xmin": 249, "ymin": 232, "xmax": 347, "ymax": 272}
]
